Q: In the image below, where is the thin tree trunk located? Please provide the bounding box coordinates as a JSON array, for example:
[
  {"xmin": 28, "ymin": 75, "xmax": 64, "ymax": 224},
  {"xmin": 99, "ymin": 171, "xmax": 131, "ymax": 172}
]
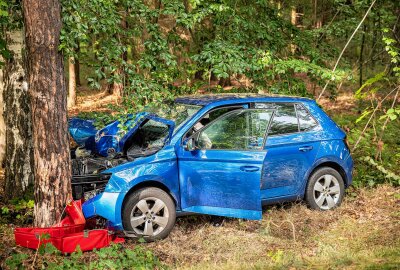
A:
[
  {"xmin": 110, "ymin": 15, "xmax": 128, "ymax": 97},
  {"xmin": 313, "ymin": 0, "xmax": 317, "ymax": 27},
  {"xmin": 111, "ymin": 71, "xmax": 123, "ymax": 97},
  {"xmin": 75, "ymin": 45, "xmax": 81, "ymax": 86},
  {"xmin": 0, "ymin": 58, "xmax": 5, "ymax": 167},
  {"xmin": 3, "ymin": 31, "xmax": 34, "ymax": 198},
  {"xmin": 67, "ymin": 57, "xmax": 76, "ymax": 107},
  {"xmin": 359, "ymin": 24, "xmax": 366, "ymax": 87},
  {"xmin": 290, "ymin": 6, "xmax": 298, "ymax": 54},
  {"xmin": 23, "ymin": 0, "xmax": 72, "ymax": 227}
]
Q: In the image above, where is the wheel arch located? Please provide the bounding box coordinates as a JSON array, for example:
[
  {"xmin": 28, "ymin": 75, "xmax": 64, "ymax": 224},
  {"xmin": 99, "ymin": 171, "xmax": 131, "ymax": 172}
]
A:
[
  {"xmin": 306, "ymin": 161, "xmax": 349, "ymax": 190},
  {"xmin": 121, "ymin": 180, "xmax": 178, "ymax": 216}
]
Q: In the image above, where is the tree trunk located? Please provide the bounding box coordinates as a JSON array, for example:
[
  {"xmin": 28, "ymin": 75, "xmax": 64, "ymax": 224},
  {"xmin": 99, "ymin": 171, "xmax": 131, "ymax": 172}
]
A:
[
  {"xmin": 74, "ymin": 45, "xmax": 81, "ymax": 86},
  {"xmin": 359, "ymin": 24, "xmax": 366, "ymax": 87},
  {"xmin": 290, "ymin": 6, "xmax": 298, "ymax": 54},
  {"xmin": 3, "ymin": 31, "xmax": 34, "ymax": 198},
  {"xmin": 67, "ymin": 57, "xmax": 76, "ymax": 107},
  {"xmin": 111, "ymin": 71, "xmax": 123, "ymax": 97},
  {"xmin": 0, "ymin": 59, "xmax": 5, "ymax": 167},
  {"xmin": 23, "ymin": 0, "xmax": 72, "ymax": 227},
  {"xmin": 109, "ymin": 15, "xmax": 128, "ymax": 97},
  {"xmin": 313, "ymin": 0, "xmax": 317, "ymax": 27}
]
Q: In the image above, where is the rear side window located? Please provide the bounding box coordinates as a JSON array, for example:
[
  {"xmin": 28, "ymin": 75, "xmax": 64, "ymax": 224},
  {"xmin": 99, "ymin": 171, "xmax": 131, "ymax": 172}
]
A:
[
  {"xmin": 268, "ymin": 104, "xmax": 299, "ymax": 135},
  {"xmin": 295, "ymin": 104, "xmax": 318, "ymax": 132}
]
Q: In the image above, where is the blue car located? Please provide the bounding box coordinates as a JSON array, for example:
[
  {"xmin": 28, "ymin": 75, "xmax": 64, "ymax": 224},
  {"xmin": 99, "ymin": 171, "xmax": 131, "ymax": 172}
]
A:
[{"xmin": 70, "ymin": 94, "xmax": 353, "ymax": 241}]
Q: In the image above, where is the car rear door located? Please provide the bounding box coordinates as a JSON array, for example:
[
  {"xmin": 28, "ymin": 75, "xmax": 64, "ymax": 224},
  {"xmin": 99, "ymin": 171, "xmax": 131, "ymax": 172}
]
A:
[
  {"xmin": 260, "ymin": 103, "xmax": 321, "ymax": 199},
  {"xmin": 177, "ymin": 109, "xmax": 273, "ymax": 220}
]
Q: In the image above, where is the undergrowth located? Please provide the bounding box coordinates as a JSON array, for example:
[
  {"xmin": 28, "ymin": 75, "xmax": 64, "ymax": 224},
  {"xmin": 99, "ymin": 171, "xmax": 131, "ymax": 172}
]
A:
[
  {"xmin": 331, "ymin": 107, "xmax": 400, "ymax": 187},
  {"xmin": 5, "ymin": 243, "xmax": 166, "ymax": 270}
]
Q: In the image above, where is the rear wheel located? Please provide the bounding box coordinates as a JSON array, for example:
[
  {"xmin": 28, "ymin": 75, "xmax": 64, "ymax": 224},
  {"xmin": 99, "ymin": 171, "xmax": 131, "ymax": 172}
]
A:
[
  {"xmin": 122, "ymin": 187, "xmax": 176, "ymax": 241},
  {"xmin": 305, "ymin": 167, "xmax": 345, "ymax": 210}
]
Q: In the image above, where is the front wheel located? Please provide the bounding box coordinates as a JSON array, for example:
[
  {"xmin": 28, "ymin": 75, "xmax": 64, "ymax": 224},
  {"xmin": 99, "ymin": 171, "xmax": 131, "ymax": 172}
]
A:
[
  {"xmin": 122, "ymin": 187, "xmax": 176, "ymax": 241},
  {"xmin": 305, "ymin": 167, "xmax": 345, "ymax": 210}
]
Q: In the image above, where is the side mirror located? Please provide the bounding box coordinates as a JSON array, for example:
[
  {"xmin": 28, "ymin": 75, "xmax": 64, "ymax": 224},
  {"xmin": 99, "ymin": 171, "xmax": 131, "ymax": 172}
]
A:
[{"xmin": 183, "ymin": 137, "xmax": 196, "ymax": 151}]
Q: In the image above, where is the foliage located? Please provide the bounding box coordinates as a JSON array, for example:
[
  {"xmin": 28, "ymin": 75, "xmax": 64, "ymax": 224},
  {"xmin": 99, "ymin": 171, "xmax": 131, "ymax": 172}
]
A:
[
  {"xmin": 5, "ymin": 243, "xmax": 165, "ymax": 270},
  {"xmin": 0, "ymin": 198, "xmax": 34, "ymax": 224},
  {"xmin": 332, "ymin": 109, "xmax": 400, "ymax": 187},
  {"xmin": 360, "ymin": 156, "xmax": 400, "ymax": 185},
  {"xmin": 57, "ymin": 0, "xmax": 359, "ymax": 110},
  {"xmin": 0, "ymin": 0, "xmax": 9, "ymax": 66}
]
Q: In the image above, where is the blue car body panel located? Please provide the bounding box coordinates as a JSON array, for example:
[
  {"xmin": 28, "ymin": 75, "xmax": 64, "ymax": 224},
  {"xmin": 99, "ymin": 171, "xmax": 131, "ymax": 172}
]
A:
[
  {"xmin": 177, "ymin": 147, "xmax": 264, "ymax": 220},
  {"xmin": 79, "ymin": 94, "xmax": 353, "ymax": 229},
  {"xmin": 69, "ymin": 118, "xmax": 97, "ymax": 145},
  {"xmin": 69, "ymin": 113, "xmax": 174, "ymax": 157}
]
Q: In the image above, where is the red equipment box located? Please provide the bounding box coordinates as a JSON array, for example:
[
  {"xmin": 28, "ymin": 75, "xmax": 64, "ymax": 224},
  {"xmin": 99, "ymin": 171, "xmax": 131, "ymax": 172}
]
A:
[{"xmin": 14, "ymin": 200, "xmax": 124, "ymax": 253}]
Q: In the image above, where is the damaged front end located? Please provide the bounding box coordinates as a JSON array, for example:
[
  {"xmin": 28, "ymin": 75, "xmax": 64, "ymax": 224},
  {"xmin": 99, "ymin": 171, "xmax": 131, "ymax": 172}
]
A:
[{"xmin": 69, "ymin": 113, "xmax": 175, "ymax": 204}]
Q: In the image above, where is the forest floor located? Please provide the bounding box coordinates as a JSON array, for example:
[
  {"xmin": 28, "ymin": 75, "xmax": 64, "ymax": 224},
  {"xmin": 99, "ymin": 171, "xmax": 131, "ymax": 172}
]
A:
[{"xmin": 0, "ymin": 89, "xmax": 399, "ymax": 269}]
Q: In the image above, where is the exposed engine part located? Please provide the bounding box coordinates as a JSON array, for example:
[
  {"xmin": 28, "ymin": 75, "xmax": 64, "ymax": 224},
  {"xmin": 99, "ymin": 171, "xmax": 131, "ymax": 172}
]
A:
[
  {"xmin": 72, "ymin": 173, "xmax": 111, "ymax": 200},
  {"xmin": 75, "ymin": 146, "xmax": 91, "ymax": 158},
  {"xmin": 72, "ymin": 157, "xmax": 127, "ymax": 175},
  {"xmin": 70, "ymin": 117, "xmax": 171, "ymax": 200}
]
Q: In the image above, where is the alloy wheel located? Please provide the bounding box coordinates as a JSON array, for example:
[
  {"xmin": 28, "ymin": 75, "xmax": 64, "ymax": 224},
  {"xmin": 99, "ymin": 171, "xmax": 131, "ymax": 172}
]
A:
[
  {"xmin": 313, "ymin": 174, "xmax": 341, "ymax": 210},
  {"xmin": 130, "ymin": 197, "xmax": 169, "ymax": 236}
]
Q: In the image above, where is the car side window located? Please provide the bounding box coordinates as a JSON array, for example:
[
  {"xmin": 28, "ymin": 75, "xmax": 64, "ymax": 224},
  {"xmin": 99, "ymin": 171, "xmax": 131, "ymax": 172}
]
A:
[
  {"xmin": 197, "ymin": 109, "xmax": 272, "ymax": 150},
  {"xmin": 295, "ymin": 104, "xmax": 318, "ymax": 132},
  {"xmin": 268, "ymin": 104, "xmax": 299, "ymax": 136}
]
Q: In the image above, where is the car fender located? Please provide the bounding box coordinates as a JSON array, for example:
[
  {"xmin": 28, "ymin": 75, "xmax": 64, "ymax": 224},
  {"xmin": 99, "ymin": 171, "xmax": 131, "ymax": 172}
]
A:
[{"xmin": 82, "ymin": 146, "xmax": 180, "ymax": 229}]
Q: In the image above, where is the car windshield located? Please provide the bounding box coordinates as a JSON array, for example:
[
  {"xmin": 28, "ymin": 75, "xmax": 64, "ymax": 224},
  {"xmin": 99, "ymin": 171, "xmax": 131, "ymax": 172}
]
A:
[{"xmin": 145, "ymin": 102, "xmax": 202, "ymax": 133}]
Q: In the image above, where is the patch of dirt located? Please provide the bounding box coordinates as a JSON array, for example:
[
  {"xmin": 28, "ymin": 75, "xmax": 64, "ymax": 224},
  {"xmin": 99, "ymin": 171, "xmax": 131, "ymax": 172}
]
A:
[{"xmin": 68, "ymin": 87, "xmax": 118, "ymax": 116}]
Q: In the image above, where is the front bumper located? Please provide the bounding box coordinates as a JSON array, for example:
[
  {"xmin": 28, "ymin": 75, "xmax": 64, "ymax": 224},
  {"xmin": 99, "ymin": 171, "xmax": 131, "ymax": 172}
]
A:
[{"xmin": 82, "ymin": 191, "xmax": 126, "ymax": 230}]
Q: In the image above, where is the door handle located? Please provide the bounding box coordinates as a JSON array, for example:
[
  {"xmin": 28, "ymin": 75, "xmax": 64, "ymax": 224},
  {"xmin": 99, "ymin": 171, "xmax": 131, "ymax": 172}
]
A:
[
  {"xmin": 240, "ymin": 165, "xmax": 260, "ymax": 172},
  {"xmin": 299, "ymin": 146, "xmax": 313, "ymax": 152}
]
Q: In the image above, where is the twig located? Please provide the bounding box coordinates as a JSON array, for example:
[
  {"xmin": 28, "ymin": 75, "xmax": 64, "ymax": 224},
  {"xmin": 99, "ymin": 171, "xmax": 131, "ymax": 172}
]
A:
[
  {"xmin": 375, "ymin": 87, "xmax": 400, "ymax": 160},
  {"xmin": 317, "ymin": 0, "xmax": 377, "ymax": 101},
  {"xmin": 269, "ymin": 219, "xmax": 296, "ymax": 242},
  {"xmin": 352, "ymin": 86, "xmax": 399, "ymax": 151},
  {"xmin": 31, "ymin": 236, "xmax": 41, "ymax": 270}
]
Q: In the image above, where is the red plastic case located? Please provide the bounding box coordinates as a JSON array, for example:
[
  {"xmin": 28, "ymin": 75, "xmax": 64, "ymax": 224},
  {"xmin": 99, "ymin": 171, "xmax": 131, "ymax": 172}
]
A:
[{"xmin": 14, "ymin": 200, "xmax": 124, "ymax": 253}]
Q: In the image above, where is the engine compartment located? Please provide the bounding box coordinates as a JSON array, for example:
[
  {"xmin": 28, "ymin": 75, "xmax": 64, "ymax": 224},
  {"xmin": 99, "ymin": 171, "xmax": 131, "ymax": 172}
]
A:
[{"xmin": 70, "ymin": 116, "xmax": 173, "ymax": 200}]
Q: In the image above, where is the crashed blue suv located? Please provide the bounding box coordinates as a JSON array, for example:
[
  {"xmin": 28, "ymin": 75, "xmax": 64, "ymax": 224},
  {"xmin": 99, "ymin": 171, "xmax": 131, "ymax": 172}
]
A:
[{"xmin": 69, "ymin": 94, "xmax": 353, "ymax": 240}]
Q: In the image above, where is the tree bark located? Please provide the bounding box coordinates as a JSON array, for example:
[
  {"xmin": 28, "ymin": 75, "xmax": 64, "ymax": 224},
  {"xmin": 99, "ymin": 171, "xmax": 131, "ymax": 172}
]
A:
[
  {"xmin": 109, "ymin": 15, "xmax": 128, "ymax": 97},
  {"xmin": 0, "ymin": 58, "xmax": 5, "ymax": 167},
  {"xmin": 359, "ymin": 24, "xmax": 366, "ymax": 87},
  {"xmin": 111, "ymin": 71, "xmax": 123, "ymax": 97},
  {"xmin": 67, "ymin": 57, "xmax": 76, "ymax": 107},
  {"xmin": 290, "ymin": 5, "xmax": 298, "ymax": 54},
  {"xmin": 74, "ymin": 45, "xmax": 81, "ymax": 86},
  {"xmin": 3, "ymin": 31, "xmax": 34, "ymax": 198},
  {"xmin": 23, "ymin": 0, "xmax": 72, "ymax": 227}
]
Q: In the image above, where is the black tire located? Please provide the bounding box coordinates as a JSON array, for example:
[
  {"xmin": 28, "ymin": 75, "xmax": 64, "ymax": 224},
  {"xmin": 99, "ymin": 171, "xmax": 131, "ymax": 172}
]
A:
[
  {"xmin": 122, "ymin": 187, "xmax": 176, "ymax": 242},
  {"xmin": 305, "ymin": 167, "xmax": 345, "ymax": 210}
]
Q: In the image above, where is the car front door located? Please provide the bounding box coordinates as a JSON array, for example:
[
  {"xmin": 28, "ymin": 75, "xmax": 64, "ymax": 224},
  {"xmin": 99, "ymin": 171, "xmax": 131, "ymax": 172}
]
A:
[
  {"xmin": 177, "ymin": 109, "xmax": 273, "ymax": 220},
  {"xmin": 260, "ymin": 103, "xmax": 321, "ymax": 200}
]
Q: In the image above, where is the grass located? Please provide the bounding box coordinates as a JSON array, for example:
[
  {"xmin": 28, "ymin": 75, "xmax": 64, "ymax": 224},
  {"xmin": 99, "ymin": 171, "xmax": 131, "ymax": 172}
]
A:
[
  {"xmin": 141, "ymin": 185, "xmax": 400, "ymax": 269},
  {"xmin": 1, "ymin": 185, "xmax": 399, "ymax": 269}
]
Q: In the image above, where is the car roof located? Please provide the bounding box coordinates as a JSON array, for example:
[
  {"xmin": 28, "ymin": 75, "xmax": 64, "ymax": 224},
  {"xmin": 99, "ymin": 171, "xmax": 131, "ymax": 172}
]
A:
[{"xmin": 174, "ymin": 93, "xmax": 314, "ymax": 106}]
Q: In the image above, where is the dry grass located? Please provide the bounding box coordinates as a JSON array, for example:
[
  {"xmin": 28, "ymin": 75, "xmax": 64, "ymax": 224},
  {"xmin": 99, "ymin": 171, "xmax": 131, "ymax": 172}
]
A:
[
  {"xmin": 133, "ymin": 185, "xmax": 400, "ymax": 269},
  {"xmin": 1, "ymin": 185, "xmax": 399, "ymax": 269}
]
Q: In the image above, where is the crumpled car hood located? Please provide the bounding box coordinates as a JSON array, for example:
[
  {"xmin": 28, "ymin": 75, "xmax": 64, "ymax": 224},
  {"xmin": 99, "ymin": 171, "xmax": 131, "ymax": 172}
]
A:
[{"xmin": 69, "ymin": 112, "xmax": 175, "ymax": 157}]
